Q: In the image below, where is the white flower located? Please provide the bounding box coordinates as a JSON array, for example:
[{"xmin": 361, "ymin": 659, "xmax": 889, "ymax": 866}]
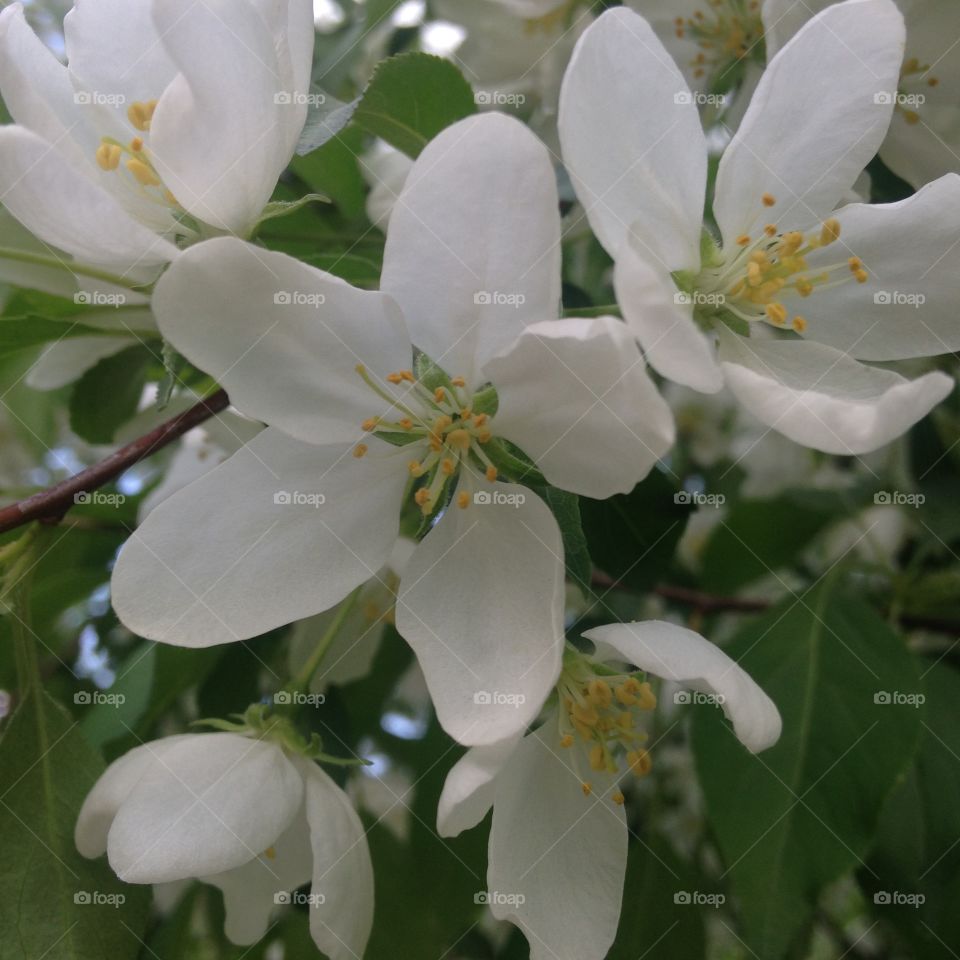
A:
[
  {"xmin": 559, "ymin": 1, "xmax": 959, "ymax": 456},
  {"xmin": 438, "ymin": 620, "xmax": 781, "ymax": 960},
  {"xmin": 764, "ymin": 0, "xmax": 960, "ymax": 189},
  {"xmin": 75, "ymin": 732, "xmax": 373, "ymax": 960},
  {"xmin": 110, "ymin": 113, "xmax": 675, "ymax": 747},
  {"xmin": 0, "ymin": 0, "xmax": 314, "ymax": 276}
]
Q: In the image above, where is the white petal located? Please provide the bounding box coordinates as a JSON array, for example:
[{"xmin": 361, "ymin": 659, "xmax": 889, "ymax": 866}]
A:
[
  {"xmin": 714, "ymin": 0, "xmax": 905, "ymax": 245},
  {"xmin": 613, "ymin": 241, "xmax": 725, "ymax": 393},
  {"xmin": 149, "ymin": 0, "xmax": 310, "ymax": 234},
  {"xmin": 717, "ymin": 327, "xmax": 954, "ymax": 455},
  {"xmin": 380, "ymin": 113, "xmax": 561, "ymax": 385},
  {"xmin": 395, "ymin": 480, "xmax": 565, "ymax": 746},
  {"xmin": 75, "ymin": 735, "xmax": 193, "ymax": 859},
  {"xmin": 107, "ymin": 734, "xmax": 303, "ymax": 884},
  {"xmin": 488, "ymin": 722, "xmax": 626, "ymax": 960},
  {"xmin": 63, "ymin": 0, "xmax": 177, "ymax": 108},
  {"xmin": 558, "ymin": 7, "xmax": 707, "ymax": 270},
  {"xmin": 0, "ymin": 126, "xmax": 177, "ymax": 269},
  {"xmin": 202, "ymin": 805, "xmax": 313, "ymax": 945},
  {"xmin": 27, "ymin": 338, "xmax": 132, "ymax": 390},
  {"xmin": 486, "ymin": 316, "xmax": 675, "ymax": 498},
  {"xmin": 800, "ymin": 176, "xmax": 960, "ymax": 360},
  {"xmin": 584, "ymin": 621, "xmax": 782, "ymax": 753},
  {"xmin": 301, "ymin": 761, "xmax": 375, "ymax": 960},
  {"xmin": 880, "ymin": 106, "xmax": 960, "ymax": 191},
  {"xmin": 760, "ymin": 0, "xmax": 832, "ymax": 58},
  {"xmin": 111, "ymin": 428, "xmax": 406, "ymax": 647},
  {"xmin": 0, "ymin": 4, "xmax": 88, "ymax": 163},
  {"xmin": 437, "ymin": 736, "xmax": 520, "ymax": 837},
  {"xmin": 152, "ymin": 237, "xmax": 412, "ymax": 447}
]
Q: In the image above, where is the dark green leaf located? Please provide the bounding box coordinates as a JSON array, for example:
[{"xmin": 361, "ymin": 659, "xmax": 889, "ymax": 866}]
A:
[{"xmin": 353, "ymin": 53, "xmax": 477, "ymax": 158}]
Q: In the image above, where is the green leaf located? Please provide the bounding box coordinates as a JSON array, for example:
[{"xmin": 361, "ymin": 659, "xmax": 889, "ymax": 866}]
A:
[
  {"xmin": 251, "ymin": 193, "xmax": 330, "ymax": 230},
  {"xmin": 532, "ymin": 486, "xmax": 592, "ymax": 590},
  {"xmin": 691, "ymin": 580, "xmax": 922, "ymax": 959},
  {"xmin": 353, "ymin": 53, "xmax": 477, "ymax": 158},
  {"xmin": 295, "ymin": 96, "xmax": 359, "ymax": 156},
  {"xmin": 700, "ymin": 492, "xmax": 845, "ymax": 593},
  {"xmin": 69, "ymin": 344, "xmax": 155, "ymax": 444},
  {"xmin": 0, "ymin": 691, "xmax": 150, "ymax": 958},
  {"xmin": 290, "ymin": 125, "xmax": 366, "ymax": 219},
  {"xmin": 579, "ymin": 469, "xmax": 690, "ymax": 593},
  {"xmin": 861, "ymin": 662, "xmax": 960, "ymax": 959},
  {"xmin": 0, "ymin": 316, "xmax": 120, "ymax": 359}
]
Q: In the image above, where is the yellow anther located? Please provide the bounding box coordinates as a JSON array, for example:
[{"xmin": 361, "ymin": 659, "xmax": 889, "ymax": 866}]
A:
[
  {"xmin": 451, "ymin": 376, "xmax": 466, "ymax": 387},
  {"xmin": 130, "ymin": 137, "xmax": 144, "ymax": 152},
  {"xmin": 386, "ymin": 372, "xmax": 404, "ymax": 385},
  {"xmin": 408, "ymin": 460, "xmax": 425, "ymax": 477},
  {"xmin": 414, "ymin": 488, "xmax": 431, "ymax": 508},
  {"xmin": 441, "ymin": 458, "xmax": 456, "ymax": 476},
  {"xmin": 746, "ymin": 261, "xmax": 764, "ymax": 287},
  {"xmin": 447, "ymin": 429, "xmax": 471, "ymax": 451},
  {"xmin": 127, "ymin": 99, "xmax": 157, "ymax": 132},
  {"xmin": 765, "ymin": 302, "xmax": 788, "ymax": 326},
  {"xmin": 399, "ymin": 418, "xmax": 413, "ymax": 430},
  {"xmin": 762, "ymin": 193, "xmax": 776, "ymax": 207},
  {"xmin": 126, "ymin": 158, "xmax": 160, "ymax": 186},
  {"xmin": 627, "ymin": 748, "xmax": 652, "ymax": 777},
  {"xmin": 163, "ymin": 189, "xmax": 179, "ymax": 206},
  {"xmin": 736, "ymin": 234, "xmax": 751, "ymax": 246},
  {"xmin": 434, "ymin": 387, "xmax": 447, "ymax": 403},
  {"xmin": 764, "ymin": 224, "xmax": 778, "ymax": 237},
  {"xmin": 903, "ymin": 110, "xmax": 920, "ymax": 125},
  {"xmin": 571, "ymin": 701, "xmax": 599, "ymax": 727},
  {"xmin": 637, "ymin": 682, "xmax": 657, "ymax": 712},
  {"xmin": 472, "ymin": 413, "xmax": 489, "ymax": 427},
  {"xmin": 581, "ymin": 781, "xmax": 593, "ymax": 796},
  {"xmin": 587, "ymin": 679, "xmax": 613, "ymax": 707},
  {"xmin": 820, "ymin": 218, "xmax": 841, "ymax": 246},
  {"xmin": 485, "ymin": 466, "xmax": 498, "ymax": 483},
  {"xmin": 400, "ymin": 370, "xmax": 415, "ymax": 382},
  {"xmin": 615, "ymin": 685, "xmax": 637, "ymax": 706},
  {"xmin": 353, "ymin": 443, "xmax": 368, "ymax": 458},
  {"xmin": 460, "ymin": 408, "xmax": 472, "ymax": 419},
  {"xmin": 612, "ymin": 790, "xmax": 625, "ymax": 806},
  {"xmin": 617, "ymin": 711, "xmax": 634, "ymax": 731},
  {"xmin": 854, "ymin": 269, "xmax": 869, "ymax": 284},
  {"xmin": 779, "ymin": 231, "xmax": 804, "ymax": 256},
  {"xmin": 355, "ymin": 364, "xmax": 366, "ymax": 375},
  {"xmin": 362, "ymin": 417, "xmax": 378, "ymax": 432},
  {"xmin": 589, "ymin": 744, "xmax": 606, "ymax": 771},
  {"xmin": 263, "ymin": 846, "xmax": 277, "ymax": 860},
  {"xmin": 456, "ymin": 491, "xmax": 470, "ymax": 509},
  {"xmin": 792, "ymin": 317, "xmax": 807, "ymax": 333},
  {"xmin": 796, "ymin": 278, "xmax": 814, "ymax": 297},
  {"xmin": 560, "ymin": 734, "xmax": 574, "ymax": 748},
  {"xmin": 95, "ymin": 142, "xmax": 122, "ymax": 171},
  {"xmin": 848, "ymin": 257, "xmax": 862, "ymax": 271},
  {"xmin": 477, "ymin": 429, "xmax": 493, "ymax": 444},
  {"xmin": 434, "ymin": 414, "xmax": 453, "ymax": 432}
]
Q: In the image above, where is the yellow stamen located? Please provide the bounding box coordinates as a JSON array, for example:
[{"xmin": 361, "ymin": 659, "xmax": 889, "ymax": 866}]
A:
[
  {"xmin": 441, "ymin": 458, "xmax": 456, "ymax": 476},
  {"xmin": 485, "ymin": 466, "xmax": 498, "ymax": 483},
  {"xmin": 361, "ymin": 417, "xmax": 378, "ymax": 432},
  {"xmin": 612, "ymin": 790, "xmax": 626, "ymax": 806},
  {"xmin": 353, "ymin": 443, "xmax": 368, "ymax": 458},
  {"xmin": 736, "ymin": 234, "xmax": 751, "ymax": 246},
  {"xmin": 126, "ymin": 158, "xmax": 160, "ymax": 186},
  {"xmin": 792, "ymin": 317, "xmax": 807, "ymax": 333},
  {"xmin": 95, "ymin": 142, "xmax": 122, "ymax": 171},
  {"xmin": 456, "ymin": 491, "xmax": 470, "ymax": 509},
  {"xmin": 762, "ymin": 193, "xmax": 776, "ymax": 207},
  {"xmin": 127, "ymin": 100, "xmax": 158, "ymax": 132},
  {"xmin": 560, "ymin": 734, "xmax": 574, "ymax": 748},
  {"xmin": 765, "ymin": 302, "xmax": 788, "ymax": 326},
  {"xmin": 447, "ymin": 429, "xmax": 471, "ymax": 451},
  {"xmin": 820, "ymin": 218, "xmax": 841, "ymax": 246}
]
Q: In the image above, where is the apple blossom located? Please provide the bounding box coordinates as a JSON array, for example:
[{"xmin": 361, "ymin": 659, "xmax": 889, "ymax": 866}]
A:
[
  {"xmin": 0, "ymin": 0, "xmax": 314, "ymax": 279},
  {"xmin": 75, "ymin": 732, "xmax": 373, "ymax": 960},
  {"xmin": 109, "ymin": 112, "xmax": 675, "ymax": 748},
  {"xmin": 438, "ymin": 620, "xmax": 781, "ymax": 960},
  {"xmin": 559, "ymin": 1, "xmax": 958, "ymax": 456}
]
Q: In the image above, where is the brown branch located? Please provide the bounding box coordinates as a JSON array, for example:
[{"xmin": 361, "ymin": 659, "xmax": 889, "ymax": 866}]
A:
[
  {"xmin": 0, "ymin": 390, "xmax": 229, "ymax": 535},
  {"xmin": 594, "ymin": 573, "xmax": 960, "ymax": 637}
]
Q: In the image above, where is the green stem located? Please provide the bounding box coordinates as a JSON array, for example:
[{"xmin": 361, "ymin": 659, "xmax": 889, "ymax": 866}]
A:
[
  {"xmin": 0, "ymin": 246, "xmax": 154, "ymax": 293},
  {"xmin": 287, "ymin": 587, "xmax": 362, "ymax": 694},
  {"xmin": 562, "ymin": 304, "xmax": 622, "ymax": 319}
]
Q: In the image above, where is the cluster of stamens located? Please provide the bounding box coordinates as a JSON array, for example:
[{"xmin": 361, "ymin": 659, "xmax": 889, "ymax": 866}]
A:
[
  {"xmin": 354, "ymin": 365, "xmax": 498, "ymax": 516},
  {"xmin": 557, "ymin": 653, "xmax": 657, "ymax": 805},
  {"xmin": 697, "ymin": 194, "xmax": 868, "ymax": 333},
  {"xmin": 675, "ymin": 0, "xmax": 764, "ymax": 76},
  {"xmin": 898, "ymin": 56, "xmax": 940, "ymax": 125},
  {"xmin": 93, "ymin": 99, "xmax": 179, "ymax": 209}
]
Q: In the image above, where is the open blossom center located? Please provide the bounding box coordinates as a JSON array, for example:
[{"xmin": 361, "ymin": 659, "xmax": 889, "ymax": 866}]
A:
[
  {"xmin": 556, "ymin": 650, "xmax": 657, "ymax": 805},
  {"xmin": 93, "ymin": 98, "xmax": 181, "ymax": 211},
  {"xmin": 693, "ymin": 195, "xmax": 868, "ymax": 334},
  {"xmin": 675, "ymin": 0, "xmax": 765, "ymax": 78},
  {"xmin": 354, "ymin": 363, "xmax": 499, "ymax": 516}
]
